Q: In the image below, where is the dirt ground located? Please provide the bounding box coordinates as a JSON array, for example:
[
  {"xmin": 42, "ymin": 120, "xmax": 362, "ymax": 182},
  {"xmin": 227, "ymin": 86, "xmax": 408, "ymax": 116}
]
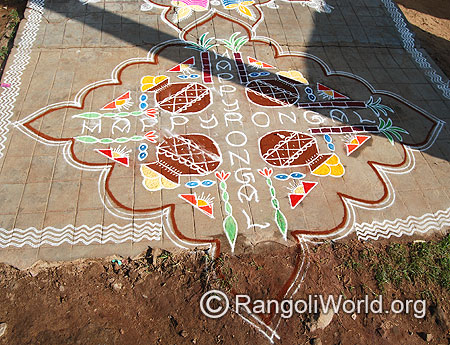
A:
[
  {"xmin": 0, "ymin": 238, "xmax": 449, "ymax": 344},
  {"xmin": 0, "ymin": 0, "xmax": 449, "ymax": 344}
]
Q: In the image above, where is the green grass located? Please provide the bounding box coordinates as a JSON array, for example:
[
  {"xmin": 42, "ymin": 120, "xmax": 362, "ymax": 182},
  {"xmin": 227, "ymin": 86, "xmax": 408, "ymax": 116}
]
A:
[
  {"xmin": 370, "ymin": 235, "xmax": 450, "ymax": 292},
  {"xmin": 0, "ymin": 9, "xmax": 21, "ymax": 65},
  {"xmin": 8, "ymin": 9, "xmax": 19, "ymax": 29},
  {"xmin": 0, "ymin": 46, "xmax": 8, "ymax": 60}
]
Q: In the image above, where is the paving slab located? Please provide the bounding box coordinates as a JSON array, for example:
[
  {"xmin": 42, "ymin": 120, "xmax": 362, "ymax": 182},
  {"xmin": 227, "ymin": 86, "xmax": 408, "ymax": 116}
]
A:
[{"xmin": 0, "ymin": 0, "xmax": 449, "ymax": 339}]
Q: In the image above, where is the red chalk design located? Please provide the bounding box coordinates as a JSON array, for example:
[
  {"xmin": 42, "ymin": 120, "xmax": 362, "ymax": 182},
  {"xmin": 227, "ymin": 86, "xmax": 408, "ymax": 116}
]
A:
[
  {"xmin": 95, "ymin": 148, "xmax": 130, "ymax": 167},
  {"xmin": 288, "ymin": 181, "xmax": 317, "ymax": 208},
  {"xmin": 167, "ymin": 57, "xmax": 195, "ymax": 72},
  {"xmin": 101, "ymin": 91, "xmax": 132, "ymax": 110},
  {"xmin": 317, "ymin": 83, "xmax": 349, "ymax": 100},
  {"xmin": 248, "ymin": 56, "xmax": 275, "ymax": 69},
  {"xmin": 345, "ymin": 135, "xmax": 371, "ymax": 156},
  {"xmin": 179, "ymin": 193, "xmax": 214, "ymax": 218}
]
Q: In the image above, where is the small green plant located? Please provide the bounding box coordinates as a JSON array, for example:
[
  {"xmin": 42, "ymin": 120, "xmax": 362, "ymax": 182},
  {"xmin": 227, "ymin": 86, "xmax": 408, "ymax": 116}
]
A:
[
  {"xmin": 8, "ymin": 9, "xmax": 19, "ymax": 29},
  {"xmin": 377, "ymin": 117, "xmax": 409, "ymax": 144},
  {"xmin": 0, "ymin": 46, "xmax": 8, "ymax": 60},
  {"xmin": 186, "ymin": 32, "xmax": 217, "ymax": 52},
  {"xmin": 365, "ymin": 96, "xmax": 394, "ymax": 117},
  {"xmin": 221, "ymin": 32, "xmax": 248, "ymax": 53}
]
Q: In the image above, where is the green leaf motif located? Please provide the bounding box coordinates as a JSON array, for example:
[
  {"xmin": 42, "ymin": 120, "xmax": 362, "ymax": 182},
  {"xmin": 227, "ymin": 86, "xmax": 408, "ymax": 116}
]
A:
[
  {"xmin": 225, "ymin": 202, "xmax": 232, "ymax": 215},
  {"xmin": 224, "ymin": 216, "xmax": 238, "ymax": 244},
  {"xmin": 275, "ymin": 209, "xmax": 287, "ymax": 236},
  {"xmin": 270, "ymin": 187, "xmax": 275, "ymax": 197},
  {"xmin": 222, "ymin": 190, "xmax": 229, "ymax": 202},
  {"xmin": 75, "ymin": 136, "xmax": 97, "ymax": 143},
  {"xmin": 271, "ymin": 198, "xmax": 279, "ymax": 209},
  {"xmin": 73, "ymin": 113, "xmax": 101, "ymax": 119},
  {"xmin": 130, "ymin": 136, "xmax": 143, "ymax": 141}
]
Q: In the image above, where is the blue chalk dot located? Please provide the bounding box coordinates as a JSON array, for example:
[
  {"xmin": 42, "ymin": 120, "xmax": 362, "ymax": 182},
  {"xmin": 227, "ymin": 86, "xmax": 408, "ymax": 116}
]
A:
[
  {"xmin": 186, "ymin": 181, "xmax": 199, "ymax": 188},
  {"xmin": 140, "ymin": 94, "xmax": 148, "ymax": 102},
  {"xmin": 308, "ymin": 94, "xmax": 317, "ymax": 102},
  {"xmin": 290, "ymin": 172, "xmax": 305, "ymax": 179},
  {"xmin": 328, "ymin": 143, "xmax": 335, "ymax": 151},
  {"xmin": 178, "ymin": 75, "xmax": 188, "ymax": 79},
  {"xmin": 324, "ymin": 134, "xmax": 332, "ymax": 142},
  {"xmin": 201, "ymin": 180, "xmax": 215, "ymax": 187},
  {"xmin": 274, "ymin": 174, "xmax": 289, "ymax": 180}
]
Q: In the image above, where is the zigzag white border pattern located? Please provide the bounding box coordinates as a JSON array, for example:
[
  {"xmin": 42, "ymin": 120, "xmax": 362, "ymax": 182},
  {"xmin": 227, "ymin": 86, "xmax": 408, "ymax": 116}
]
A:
[
  {"xmin": 0, "ymin": 0, "xmax": 45, "ymax": 159},
  {"xmin": 356, "ymin": 207, "xmax": 450, "ymax": 241},
  {"xmin": 381, "ymin": 0, "xmax": 450, "ymax": 99},
  {"xmin": 0, "ymin": 221, "xmax": 162, "ymax": 248}
]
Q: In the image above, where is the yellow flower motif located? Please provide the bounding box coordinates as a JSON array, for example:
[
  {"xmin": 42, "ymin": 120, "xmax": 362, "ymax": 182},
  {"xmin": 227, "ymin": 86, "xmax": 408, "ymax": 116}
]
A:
[
  {"xmin": 312, "ymin": 154, "xmax": 345, "ymax": 177},
  {"xmin": 141, "ymin": 75, "xmax": 168, "ymax": 92},
  {"xmin": 141, "ymin": 165, "xmax": 178, "ymax": 191},
  {"xmin": 225, "ymin": 0, "xmax": 255, "ymax": 19}
]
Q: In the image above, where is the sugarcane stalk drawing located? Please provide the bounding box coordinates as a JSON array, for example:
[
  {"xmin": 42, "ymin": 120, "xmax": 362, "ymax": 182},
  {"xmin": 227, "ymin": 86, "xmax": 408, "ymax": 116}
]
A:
[
  {"xmin": 186, "ymin": 32, "xmax": 217, "ymax": 84},
  {"xmin": 309, "ymin": 117, "xmax": 409, "ymax": 145},
  {"xmin": 221, "ymin": 32, "xmax": 249, "ymax": 84},
  {"xmin": 295, "ymin": 96, "xmax": 394, "ymax": 117},
  {"xmin": 258, "ymin": 167, "xmax": 288, "ymax": 240},
  {"xmin": 216, "ymin": 171, "xmax": 238, "ymax": 252}
]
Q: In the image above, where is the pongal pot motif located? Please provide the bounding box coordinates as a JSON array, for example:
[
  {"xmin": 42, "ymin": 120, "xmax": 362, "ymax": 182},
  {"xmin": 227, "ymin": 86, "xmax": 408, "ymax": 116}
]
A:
[
  {"xmin": 259, "ymin": 130, "xmax": 345, "ymax": 177},
  {"xmin": 141, "ymin": 133, "xmax": 222, "ymax": 191}
]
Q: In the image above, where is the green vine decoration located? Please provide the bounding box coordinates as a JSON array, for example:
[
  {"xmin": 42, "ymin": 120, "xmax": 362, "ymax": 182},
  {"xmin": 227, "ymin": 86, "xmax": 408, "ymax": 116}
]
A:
[
  {"xmin": 75, "ymin": 135, "xmax": 144, "ymax": 144},
  {"xmin": 258, "ymin": 167, "xmax": 288, "ymax": 240},
  {"xmin": 216, "ymin": 171, "xmax": 238, "ymax": 252},
  {"xmin": 72, "ymin": 111, "xmax": 144, "ymax": 119}
]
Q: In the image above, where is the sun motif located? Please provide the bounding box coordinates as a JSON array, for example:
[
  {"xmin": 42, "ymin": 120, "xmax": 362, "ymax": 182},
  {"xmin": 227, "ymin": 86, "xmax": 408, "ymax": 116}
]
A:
[
  {"xmin": 101, "ymin": 91, "xmax": 133, "ymax": 111},
  {"xmin": 95, "ymin": 145, "xmax": 131, "ymax": 167},
  {"xmin": 196, "ymin": 193, "xmax": 214, "ymax": 208},
  {"xmin": 288, "ymin": 181, "xmax": 305, "ymax": 194}
]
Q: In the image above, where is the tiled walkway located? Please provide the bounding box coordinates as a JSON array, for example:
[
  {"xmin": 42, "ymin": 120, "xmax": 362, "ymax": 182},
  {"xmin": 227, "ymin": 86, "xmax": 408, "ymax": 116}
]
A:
[{"xmin": 0, "ymin": 0, "xmax": 449, "ymax": 269}]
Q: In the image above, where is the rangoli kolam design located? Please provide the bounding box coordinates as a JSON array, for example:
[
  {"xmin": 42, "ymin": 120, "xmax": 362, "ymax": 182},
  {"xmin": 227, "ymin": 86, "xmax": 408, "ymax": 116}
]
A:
[
  {"xmin": 246, "ymin": 78, "xmax": 300, "ymax": 107},
  {"xmin": 259, "ymin": 130, "xmax": 344, "ymax": 177},
  {"xmin": 141, "ymin": 134, "xmax": 222, "ymax": 191},
  {"xmin": 141, "ymin": 75, "xmax": 212, "ymax": 114}
]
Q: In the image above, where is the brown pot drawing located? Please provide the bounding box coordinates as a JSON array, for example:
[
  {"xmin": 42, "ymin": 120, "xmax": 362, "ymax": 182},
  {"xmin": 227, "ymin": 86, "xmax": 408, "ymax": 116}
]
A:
[
  {"xmin": 259, "ymin": 130, "xmax": 345, "ymax": 177},
  {"xmin": 246, "ymin": 78, "xmax": 300, "ymax": 107},
  {"xmin": 141, "ymin": 76, "xmax": 212, "ymax": 114},
  {"xmin": 141, "ymin": 133, "xmax": 222, "ymax": 191}
]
